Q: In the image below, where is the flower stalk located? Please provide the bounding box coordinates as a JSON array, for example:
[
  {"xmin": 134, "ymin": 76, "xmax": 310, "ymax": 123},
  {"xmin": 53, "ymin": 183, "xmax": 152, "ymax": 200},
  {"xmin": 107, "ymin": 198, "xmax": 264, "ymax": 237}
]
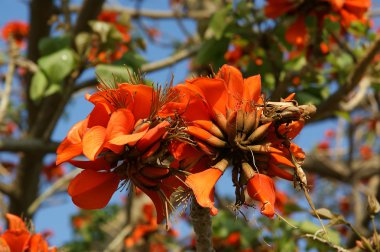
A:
[{"xmin": 190, "ymin": 199, "xmax": 214, "ymax": 252}]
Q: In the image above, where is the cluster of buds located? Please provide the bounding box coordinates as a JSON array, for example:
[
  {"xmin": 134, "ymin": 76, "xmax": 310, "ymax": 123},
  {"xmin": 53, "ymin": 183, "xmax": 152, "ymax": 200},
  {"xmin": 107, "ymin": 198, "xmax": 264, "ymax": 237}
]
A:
[{"xmin": 57, "ymin": 64, "xmax": 315, "ymax": 224}]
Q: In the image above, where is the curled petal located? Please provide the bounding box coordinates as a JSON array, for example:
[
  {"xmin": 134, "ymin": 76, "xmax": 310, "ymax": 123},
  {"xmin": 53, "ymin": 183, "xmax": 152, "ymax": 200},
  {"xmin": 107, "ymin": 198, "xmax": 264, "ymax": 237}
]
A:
[
  {"xmin": 136, "ymin": 121, "xmax": 170, "ymax": 152},
  {"xmin": 119, "ymin": 84, "xmax": 154, "ymax": 120},
  {"xmin": 67, "ymin": 118, "xmax": 88, "ymax": 144},
  {"xmin": 56, "ymin": 138, "xmax": 83, "ymax": 165},
  {"xmin": 82, "ymin": 126, "xmax": 107, "ymax": 160},
  {"xmin": 185, "ymin": 168, "xmax": 223, "ymax": 215},
  {"xmin": 29, "ymin": 234, "xmax": 49, "ymax": 252},
  {"xmin": 1, "ymin": 230, "xmax": 30, "ymax": 252},
  {"xmin": 246, "ymin": 174, "xmax": 276, "ymax": 218},
  {"xmin": 69, "ymin": 157, "xmax": 111, "ymax": 171},
  {"xmin": 68, "ymin": 169, "xmax": 119, "ymax": 209},
  {"xmin": 88, "ymin": 103, "xmax": 110, "ymax": 128},
  {"xmin": 5, "ymin": 214, "xmax": 27, "ymax": 232}
]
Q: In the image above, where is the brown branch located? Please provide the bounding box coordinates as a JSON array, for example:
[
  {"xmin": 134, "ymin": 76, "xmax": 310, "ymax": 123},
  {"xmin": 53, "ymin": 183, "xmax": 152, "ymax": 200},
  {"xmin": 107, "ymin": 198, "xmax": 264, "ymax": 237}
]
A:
[
  {"xmin": 190, "ymin": 199, "xmax": 214, "ymax": 252},
  {"xmin": 0, "ymin": 40, "xmax": 17, "ymax": 123},
  {"xmin": 314, "ymin": 35, "xmax": 380, "ymax": 121},
  {"xmin": 69, "ymin": 5, "xmax": 211, "ymax": 20},
  {"xmin": 72, "ymin": 0, "xmax": 106, "ymax": 38},
  {"xmin": 302, "ymin": 153, "xmax": 380, "ymax": 182},
  {"xmin": 73, "ymin": 44, "xmax": 200, "ymax": 93},
  {"xmin": 0, "ymin": 138, "xmax": 59, "ymax": 153},
  {"xmin": 27, "ymin": 169, "xmax": 80, "ymax": 215},
  {"xmin": 0, "ymin": 183, "xmax": 13, "ymax": 197}
]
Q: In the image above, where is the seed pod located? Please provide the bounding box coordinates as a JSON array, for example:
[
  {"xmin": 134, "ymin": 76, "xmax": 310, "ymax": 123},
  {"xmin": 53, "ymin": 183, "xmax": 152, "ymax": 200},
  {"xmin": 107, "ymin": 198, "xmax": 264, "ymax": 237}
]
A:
[
  {"xmin": 245, "ymin": 122, "xmax": 271, "ymax": 144},
  {"xmin": 192, "ymin": 120, "xmax": 225, "ymax": 139},
  {"xmin": 213, "ymin": 109, "xmax": 228, "ymax": 133},
  {"xmin": 243, "ymin": 111, "xmax": 256, "ymax": 136},
  {"xmin": 243, "ymin": 144, "xmax": 283, "ymax": 154},
  {"xmin": 227, "ymin": 110, "xmax": 237, "ymax": 141},
  {"xmin": 236, "ymin": 109, "xmax": 245, "ymax": 134},
  {"xmin": 185, "ymin": 126, "xmax": 227, "ymax": 148}
]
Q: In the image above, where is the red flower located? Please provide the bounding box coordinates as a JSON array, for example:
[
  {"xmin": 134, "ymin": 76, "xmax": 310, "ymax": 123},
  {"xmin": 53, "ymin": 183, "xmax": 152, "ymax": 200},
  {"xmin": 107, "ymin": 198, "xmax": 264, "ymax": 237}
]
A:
[{"xmin": 2, "ymin": 21, "xmax": 29, "ymax": 46}]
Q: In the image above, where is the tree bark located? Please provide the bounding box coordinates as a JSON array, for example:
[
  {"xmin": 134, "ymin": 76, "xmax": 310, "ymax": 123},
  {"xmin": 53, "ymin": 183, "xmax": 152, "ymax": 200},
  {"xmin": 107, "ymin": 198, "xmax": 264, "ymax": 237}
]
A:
[{"xmin": 190, "ymin": 200, "xmax": 214, "ymax": 252}]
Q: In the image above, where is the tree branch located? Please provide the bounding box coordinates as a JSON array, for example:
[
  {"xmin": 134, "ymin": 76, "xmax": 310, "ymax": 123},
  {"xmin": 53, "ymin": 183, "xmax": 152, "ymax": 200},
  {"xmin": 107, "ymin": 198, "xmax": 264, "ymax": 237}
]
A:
[
  {"xmin": 0, "ymin": 183, "xmax": 13, "ymax": 197},
  {"xmin": 27, "ymin": 169, "xmax": 80, "ymax": 215},
  {"xmin": 0, "ymin": 138, "xmax": 59, "ymax": 153},
  {"xmin": 314, "ymin": 35, "xmax": 380, "ymax": 121},
  {"xmin": 73, "ymin": 44, "xmax": 200, "ymax": 93},
  {"xmin": 190, "ymin": 200, "xmax": 214, "ymax": 252},
  {"xmin": 69, "ymin": 5, "xmax": 211, "ymax": 20}
]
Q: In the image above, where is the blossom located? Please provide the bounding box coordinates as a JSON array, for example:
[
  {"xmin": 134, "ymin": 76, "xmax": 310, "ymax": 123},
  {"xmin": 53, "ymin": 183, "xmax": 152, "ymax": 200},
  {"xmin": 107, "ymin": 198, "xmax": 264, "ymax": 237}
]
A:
[
  {"xmin": 0, "ymin": 214, "xmax": 56, "ymax": 252},
  {"xmin": 177, "ymin": 65, "xmax": 308, "ymax": 217},
  {"xmin": 1, "ymin": 21, "xmax": 29, "ymax": 46}
]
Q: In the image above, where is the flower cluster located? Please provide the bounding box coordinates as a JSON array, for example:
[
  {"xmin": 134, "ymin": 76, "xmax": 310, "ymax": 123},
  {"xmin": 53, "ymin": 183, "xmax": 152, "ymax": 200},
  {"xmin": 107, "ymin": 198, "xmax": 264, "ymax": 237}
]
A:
[
  {"xmin": 265, "ymin": 0, "xmax": 371, "ymax": 48},
  {"xmin": 0, "ymin": 214, "xmax": 56, "ymax": 252},
  {"xmin": 57, "ymin": 64, "xmax": 315, "ymax": 223}
]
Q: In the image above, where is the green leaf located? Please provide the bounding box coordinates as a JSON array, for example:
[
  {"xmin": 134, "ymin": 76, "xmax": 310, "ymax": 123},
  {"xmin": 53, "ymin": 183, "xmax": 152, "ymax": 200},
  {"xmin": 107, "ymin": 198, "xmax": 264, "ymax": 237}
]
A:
[
  {"xmin": 206, "ymin": 5, "xmax": 233, "ymax": 39},
  {"xmin": 95, "ymin": 64, "xmax": 134, "ymax": 84},
  {"xmin": 89, "ymin": 21, "xmax": 123, "ymax": 43},
  {"xmin": 118, "ymin": 51, "xmax": 146, "ymax": 70},
  {"xmin": 293, "ymin": 220, "xmax": 341, "ymax": 245},
  {"xmin": 30, "ymin": 70, "xmax": 49, "ymax": 101},
  {"xmin": 75, "ymin": 32, "xmax": 91, "ymax": 55},
  {"xmin": 38, "ymin": 48, "xmax": 78, "ymax": 83},
  {"xmin": 196, "ymin": 38, "xmax": 229, "ymax": 68},
  {"xmin": 45, "ymin": 82, "xmax": 62, "ymax": 96},
  {"xmin": 39, "ymin": 36, "xmax": 71, "ymax": 56}
]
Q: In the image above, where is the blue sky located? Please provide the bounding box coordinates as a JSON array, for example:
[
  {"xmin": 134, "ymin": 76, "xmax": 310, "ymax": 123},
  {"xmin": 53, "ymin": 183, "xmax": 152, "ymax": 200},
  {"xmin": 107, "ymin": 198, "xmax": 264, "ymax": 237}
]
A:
[{"xmin": 1, "ymin": 0, "xmax": 380, "ymax": 247}]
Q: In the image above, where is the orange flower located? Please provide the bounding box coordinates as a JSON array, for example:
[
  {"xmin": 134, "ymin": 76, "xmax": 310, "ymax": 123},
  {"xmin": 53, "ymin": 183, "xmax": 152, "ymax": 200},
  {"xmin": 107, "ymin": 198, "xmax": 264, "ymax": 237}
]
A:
[
  {"xmin": 246, "ymin": 174, "xmax": 276, "ymax": 218},
  {"xmin": 0, "ymin": 214, "xmax": 56, "ymax": 252},
  {"xmin": 43, "ymin": 162, "xmax": 65, "ymax": 182},
  {"xmin": 2, "ymin": 21, "xmax": 29, "ymax": 46},
  {"xmin": 285, "ymin": 16, "xmax": 308, "ymax": 47}
]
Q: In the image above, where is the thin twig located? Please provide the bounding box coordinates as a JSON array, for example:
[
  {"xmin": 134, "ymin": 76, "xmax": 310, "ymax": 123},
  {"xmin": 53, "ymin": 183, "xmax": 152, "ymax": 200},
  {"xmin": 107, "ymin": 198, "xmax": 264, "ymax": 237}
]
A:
[
  {"xmin": 303, "ymin": 234, "xmax": 349, "ymax": 252},
  {"xmin": 104, "ymin": 224, "xmax": 133, "ymax": 252},
  {"xmin": 0, "ymin": 40, "xmax": 17, "ymax": 123},
  {"xmin": 69, "ymin": 5, "xmax": 211, "ymax": 20},
  {"xmin": 27, "ymin": 169, "xmax": 80, "ymax": 215}
]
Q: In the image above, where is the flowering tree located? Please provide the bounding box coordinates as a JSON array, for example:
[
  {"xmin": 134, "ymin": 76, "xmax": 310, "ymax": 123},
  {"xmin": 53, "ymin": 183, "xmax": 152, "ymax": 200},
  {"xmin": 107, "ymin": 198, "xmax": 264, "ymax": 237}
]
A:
[{"xmin": 0, "ymin": 0, "xmax": 379, "ymax": 251}]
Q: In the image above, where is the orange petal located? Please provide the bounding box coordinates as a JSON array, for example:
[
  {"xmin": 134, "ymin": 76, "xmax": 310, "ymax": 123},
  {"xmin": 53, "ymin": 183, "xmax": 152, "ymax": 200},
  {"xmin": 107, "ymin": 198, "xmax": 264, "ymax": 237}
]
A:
[
  {"xmin": 185, "ymin": 168, "xmax": 222, "ymax": 215},
  {"xmin": 1, "ymin": 230, "xmax": 30, "ymax": 252},
  {"xmin": 284, "ymin": 93, "xmax": 296, "ymax": 101},
  {"xmin": 285, "ymin": 16, "xmax": 307, "ymax": 47},
  {"xmin": 268, "ymin": 163, "xmax": 294, "ymax": 181},
  {"xmin": 82, "ymin": 126, "xmax": 106, "ymax": 160},
  {"xmin": 270, "ymin": 153, "xmax": 295, "ymax": 168},
  {"xmin": 88, "ymin": 103, "xmax": 110, "ymax": 128},
  {"xmin": 119, "ymin": 84, "xmax": 154, "ymax": 120},
  {"xmin": 138, "ymin": 187, "xmax": 166, "ymax": 223},
  {"xmin": 29, "ymin": 234, "xmax": 49, "ymax": 252},
  {"xmin": 217, "ymin": 65, "xmax": 244, "ymax": 110},
  {"xmin": 5, "ymin": 214, "xmax": 27, "ymax": 231},
  {"xmin": 106, "ymin": 109, "xmax": 135, "ymax": 139},
  {"xmin": 278, "ymin": 119, "xmax": 304, "ymax": 140},
  {"xmin": 56, "ymin": 138, "xmax": 83, "ymax": 165},
  {"xmin": 68, "ymin": 169, "xmax": 119, "ymax": 209},
  {"xmin": 243, "ymin": 75, "xmax": 261, "ymax": 106},
  {"xmin": 136, "ymin": 121, "xmax": 170, "ymax": 152},
  {"xmin": 67, "ymin": 118, "xmax": 88, "ymax": 144},
  {"xmin": 108, "ymin": 130, "xmax": 148, "ymax": 146},
  {"xmin": 69, "ymin": 157, "xmax": 111, "ymax": 171},
  {"xmin": 187, "ymin": 77, "xmax": 228, "ymax": 117},
  {"xmin": 246, "ymin": 174, "xmax": 276, "ymax": 218}
]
